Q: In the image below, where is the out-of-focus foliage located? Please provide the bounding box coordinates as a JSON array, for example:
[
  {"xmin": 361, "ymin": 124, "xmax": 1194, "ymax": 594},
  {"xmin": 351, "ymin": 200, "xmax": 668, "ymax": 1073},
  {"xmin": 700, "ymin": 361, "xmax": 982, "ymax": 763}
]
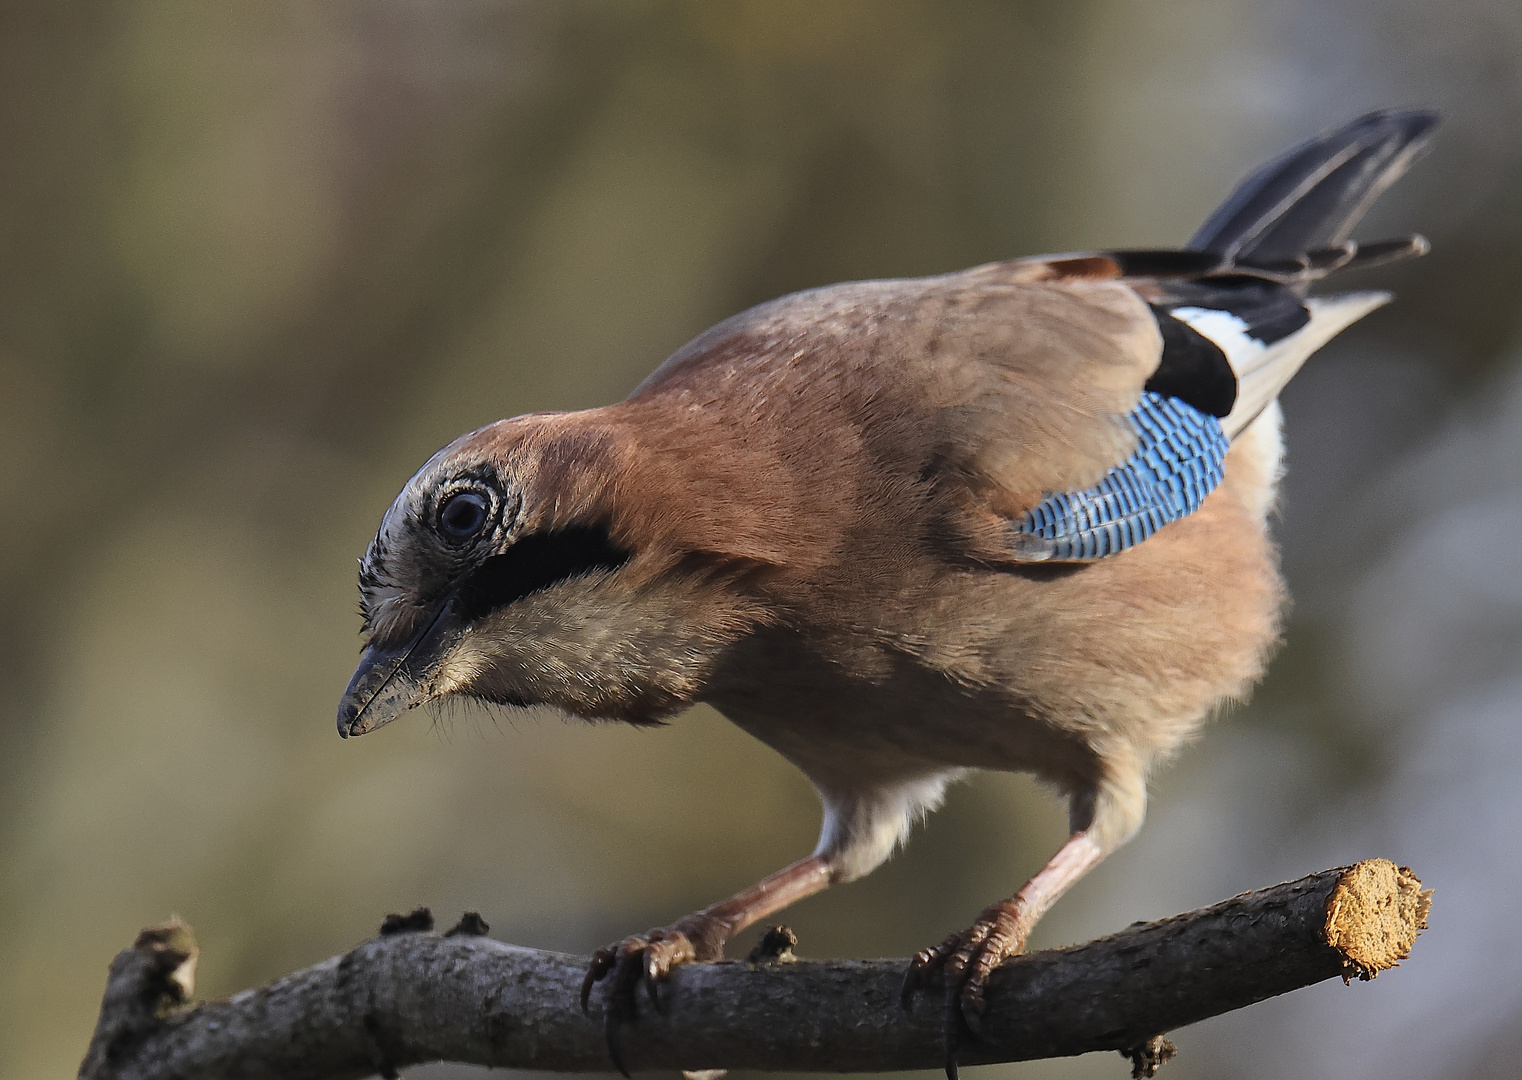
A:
[{"xmin": 1, "ymin": 2, "xmax": 1520, "ymax": 1078}]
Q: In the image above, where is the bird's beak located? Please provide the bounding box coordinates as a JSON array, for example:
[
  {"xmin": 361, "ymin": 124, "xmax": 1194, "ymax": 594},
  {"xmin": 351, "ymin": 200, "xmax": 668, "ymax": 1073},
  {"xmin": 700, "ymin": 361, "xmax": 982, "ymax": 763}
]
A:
[{"xmin": 337, "ymin": 597, "xmax": 465, "ymax": 738}]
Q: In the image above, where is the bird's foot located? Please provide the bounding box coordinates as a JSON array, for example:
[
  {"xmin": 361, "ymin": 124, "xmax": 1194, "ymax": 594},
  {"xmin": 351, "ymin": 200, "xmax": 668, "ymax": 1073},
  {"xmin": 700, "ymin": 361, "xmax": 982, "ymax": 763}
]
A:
[
  {"xmin": 901, "ymin": 899, "xmax": 1028, "ymax": 1080},
  {"xmin": 581, "ymin": 915, "xmax": 725, "ymax": 1076}
]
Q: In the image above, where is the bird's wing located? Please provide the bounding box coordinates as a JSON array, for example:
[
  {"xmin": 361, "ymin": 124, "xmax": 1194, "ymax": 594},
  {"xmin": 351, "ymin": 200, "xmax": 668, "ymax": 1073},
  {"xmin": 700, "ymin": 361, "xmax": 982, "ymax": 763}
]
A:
[
  {"xmin": 634, "ymin": 111, "xmax": 1435, "ymax": 565},
  {"xmin": 986, "ymin": 108, "xmax": 1437, "ymax": 562},
  {"xmin": 631, "ymin": 263, "xmax": 1165, "ymax": 518},
  {"xmin": 910, "ymin": 252, "xmax": 1403, "ymax": 563},
  {"xmin": 632, "ymin": 252, "xmax": 1402, "ymax": 566},
  {"xmin": 985, "ymin": 254, "xmax": 1402, "ymax": 562}
]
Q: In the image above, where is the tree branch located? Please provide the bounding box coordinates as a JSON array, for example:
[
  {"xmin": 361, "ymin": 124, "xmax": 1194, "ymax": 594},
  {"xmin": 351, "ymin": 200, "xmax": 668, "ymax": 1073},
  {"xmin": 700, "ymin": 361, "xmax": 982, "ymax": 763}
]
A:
[{"xmin": 79, "ymin": 859, "xmax": 1430, "ymax": 1080}]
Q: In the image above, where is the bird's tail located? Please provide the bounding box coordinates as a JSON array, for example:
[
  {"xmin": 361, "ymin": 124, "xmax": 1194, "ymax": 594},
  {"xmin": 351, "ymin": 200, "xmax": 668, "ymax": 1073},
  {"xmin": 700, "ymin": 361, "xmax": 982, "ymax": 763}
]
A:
[
  {"xmin": 1187, "ymin": 108, "xmax": 1439, "ymax": 266},
  {"xmin": 1174, "ymin": 109, "xmax": 1438, "ymax": 437},
  {"xmin": 1011, "ymin": 111, "xmax": 1437, "ymax": 440}
]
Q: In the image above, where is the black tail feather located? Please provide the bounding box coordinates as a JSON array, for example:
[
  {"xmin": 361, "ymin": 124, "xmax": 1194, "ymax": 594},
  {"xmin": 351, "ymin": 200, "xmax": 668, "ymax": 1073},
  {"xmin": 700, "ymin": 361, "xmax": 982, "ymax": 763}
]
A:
[{"xmin": 1187, "ymin": 109, "xmax": 1439, "ymax": 264}]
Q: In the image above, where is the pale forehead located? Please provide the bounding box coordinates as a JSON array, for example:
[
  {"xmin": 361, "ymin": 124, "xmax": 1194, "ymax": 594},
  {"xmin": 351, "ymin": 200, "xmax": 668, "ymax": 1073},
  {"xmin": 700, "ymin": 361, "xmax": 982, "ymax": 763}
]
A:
[
  {"xmin": 402, "ymin": 422, "xmax": 516, "ymax": 492},
  {"xmin": 377, "ymin": 419, "xmax": 523, "ymax": 532}
]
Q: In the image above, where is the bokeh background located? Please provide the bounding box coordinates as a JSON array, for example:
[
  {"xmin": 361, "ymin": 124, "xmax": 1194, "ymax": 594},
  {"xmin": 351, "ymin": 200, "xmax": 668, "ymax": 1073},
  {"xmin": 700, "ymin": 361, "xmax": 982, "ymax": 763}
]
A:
[{"xmin": 3, "ymin": 2, "xmax": 1521, "ymax": 1078}]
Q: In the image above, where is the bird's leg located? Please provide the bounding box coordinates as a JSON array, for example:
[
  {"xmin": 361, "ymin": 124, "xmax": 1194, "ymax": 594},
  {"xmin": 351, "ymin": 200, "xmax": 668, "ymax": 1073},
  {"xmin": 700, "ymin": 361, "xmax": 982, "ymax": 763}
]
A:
[
  {"xmin": 902, "ymin": 829, "xmax": 1107, "ymax": 1079},
  {"xmin": 582, "ymin": 854, "xmax": 834, "ymax": 1074},
  {"xmin": 582, "ymin": 775, "xmax": 956, "ymax": 1073},
  {"xmin": 902, "ymin": 757, "xmax": 1147, "ymax": 1079},
  {"xmin": 583, "ymin": 853, "xmax": 833, "ymax": 1006},
  {"xmin": 903, "ymin": 829, "xmax": 1106, "ymax": 1014}
]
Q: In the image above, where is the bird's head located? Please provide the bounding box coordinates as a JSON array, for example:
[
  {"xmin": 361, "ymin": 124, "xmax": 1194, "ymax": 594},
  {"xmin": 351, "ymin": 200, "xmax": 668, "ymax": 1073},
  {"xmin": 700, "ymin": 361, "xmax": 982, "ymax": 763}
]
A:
[{"xmin": 337, "ymin": 409, "xmax": 770, "ymax": 738}]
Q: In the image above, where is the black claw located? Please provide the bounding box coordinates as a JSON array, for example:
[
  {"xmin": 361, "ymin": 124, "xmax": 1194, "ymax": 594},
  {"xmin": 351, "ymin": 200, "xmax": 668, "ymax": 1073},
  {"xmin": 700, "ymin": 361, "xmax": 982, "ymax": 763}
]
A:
[
  {"xmin": 581, "ymin": 948, "xmax": 614, "ymax": 1015},
  {"xmin": 598, "ymin": 946, "xmax": 648, "ymax": 1074},
  {"xmin": 942, "ymin": 983, "xmax": 967, "ymax": 1080},
  {"xmin": 899, "ymin": 964, "xmax": 919, "ymax": 1011},
  {"xmin": 612, "ymin": 951, "xmax": 643, "ymax": 1017},
  {"xmin": 604, "ymin": 1007, "xmax": 631, "ymax": 1078}
]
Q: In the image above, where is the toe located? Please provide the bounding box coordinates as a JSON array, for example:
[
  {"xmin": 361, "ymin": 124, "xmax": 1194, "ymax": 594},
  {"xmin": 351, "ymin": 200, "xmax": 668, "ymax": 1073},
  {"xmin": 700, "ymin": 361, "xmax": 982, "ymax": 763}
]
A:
[
  {"xmin": 958, "ymin": 972, "xmax": 988, "ymax": 1035},
  {"xmin": 610, "ymin": 941, "xmax": 648, "ymax": 1015},
  {"xmin": 583, "ymin": 927, "xmax": 704, "ymax": 1072},
  {"xmin": 906, "ymin": 908, "xmax": 1028, "ymax": 1071},
  {"xmin": 641, "ymin": 933, "xmax": 697, "ymax": 1010},
  {"xmin": 601, "ymin": 943, "xmax": 651, "ymax": 1076},
  {"xmin": 901, "ymin": 931, "xmax": 963, "ymax": 1010}
]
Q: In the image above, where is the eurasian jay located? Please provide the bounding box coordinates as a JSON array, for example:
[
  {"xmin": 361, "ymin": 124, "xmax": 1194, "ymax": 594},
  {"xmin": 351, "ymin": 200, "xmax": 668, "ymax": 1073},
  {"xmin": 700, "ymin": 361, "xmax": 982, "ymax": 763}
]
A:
[{"xmin": 338, "ymin": 109, "xmax": 1436, "ymax": 1075}]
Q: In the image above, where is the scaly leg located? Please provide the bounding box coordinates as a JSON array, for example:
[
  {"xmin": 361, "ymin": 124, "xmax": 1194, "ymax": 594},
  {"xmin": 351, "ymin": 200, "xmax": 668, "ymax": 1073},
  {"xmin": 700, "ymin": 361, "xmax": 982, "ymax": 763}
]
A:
[
  {"xmin": 583, "ymin": 772, "xmax": 961, "ymax": 1074},
  {"xmin": 901, "ymin": 832, "xmax": 1105, "ymax": 1046},
  {"xmin": 903, "ymin": 761, "xmax": 1146, "ymax": 1080},
  {"xmin": 582, "ymin": 854, "xmax": 832, "ymax": 1074}
]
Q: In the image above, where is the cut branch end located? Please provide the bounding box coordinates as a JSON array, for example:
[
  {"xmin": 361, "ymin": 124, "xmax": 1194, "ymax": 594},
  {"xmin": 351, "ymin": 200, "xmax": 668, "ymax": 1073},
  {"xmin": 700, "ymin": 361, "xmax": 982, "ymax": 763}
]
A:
[{"xmin": 1323, "ymin": 859, "xmax": 1432, "ymax": 981}]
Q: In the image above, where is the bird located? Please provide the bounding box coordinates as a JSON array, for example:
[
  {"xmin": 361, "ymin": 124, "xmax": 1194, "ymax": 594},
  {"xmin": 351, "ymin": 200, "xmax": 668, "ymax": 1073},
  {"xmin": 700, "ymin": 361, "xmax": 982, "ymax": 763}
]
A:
[{"xmin": 337, "ymin": 109, "xmax": 1436, "ymax": 1076}]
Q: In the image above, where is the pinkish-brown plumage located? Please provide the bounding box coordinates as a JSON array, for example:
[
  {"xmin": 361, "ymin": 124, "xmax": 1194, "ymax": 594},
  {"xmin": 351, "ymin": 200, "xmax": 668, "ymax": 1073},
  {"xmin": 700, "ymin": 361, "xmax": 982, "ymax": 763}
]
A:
[{"xmin": 338, "ymin": 110, "xmax": 1436, "ymax": 1076}]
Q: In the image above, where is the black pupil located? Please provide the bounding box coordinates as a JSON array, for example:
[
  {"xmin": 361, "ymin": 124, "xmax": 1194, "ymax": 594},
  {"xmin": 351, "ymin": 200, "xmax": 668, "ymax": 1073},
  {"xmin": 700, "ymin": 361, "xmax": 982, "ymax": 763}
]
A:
[{"xmin": 440, "ymin": 492, "xmax": 488, "ymax": 538}]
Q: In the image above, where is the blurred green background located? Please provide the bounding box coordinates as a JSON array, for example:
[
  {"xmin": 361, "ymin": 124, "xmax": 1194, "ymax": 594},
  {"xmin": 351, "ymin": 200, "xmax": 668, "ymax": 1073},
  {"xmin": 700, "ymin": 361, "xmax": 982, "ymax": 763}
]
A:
[{"xmin": 3, "ymin": 2, "xmax": 1522, "ymax": 1078}]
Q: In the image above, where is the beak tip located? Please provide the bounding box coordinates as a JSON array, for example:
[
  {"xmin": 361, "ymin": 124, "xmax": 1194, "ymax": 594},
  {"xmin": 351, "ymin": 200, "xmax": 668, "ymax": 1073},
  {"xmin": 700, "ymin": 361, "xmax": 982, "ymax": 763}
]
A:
[
  {"xmin": 337, "ymin": 601, "xmax": 457, "ymax": 742},
  {"xmin": 336, "ymin": 699, "xmax": 367, "ymax": 739}
]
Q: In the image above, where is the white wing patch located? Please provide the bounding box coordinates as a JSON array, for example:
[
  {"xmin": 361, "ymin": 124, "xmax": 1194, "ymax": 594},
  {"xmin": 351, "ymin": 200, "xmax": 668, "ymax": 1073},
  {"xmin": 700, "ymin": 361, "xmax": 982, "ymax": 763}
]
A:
[{"xmin": 1171, "ymin": 306, "xmax": 1268, "ymax": 374}]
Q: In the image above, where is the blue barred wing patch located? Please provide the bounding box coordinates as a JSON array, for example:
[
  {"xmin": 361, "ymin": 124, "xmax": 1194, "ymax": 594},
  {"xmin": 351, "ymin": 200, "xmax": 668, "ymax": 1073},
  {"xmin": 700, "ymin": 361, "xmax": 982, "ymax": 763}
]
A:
[{"xmin": 1010, "ymin": 392, "xmax": 1228, "ymax": 562}]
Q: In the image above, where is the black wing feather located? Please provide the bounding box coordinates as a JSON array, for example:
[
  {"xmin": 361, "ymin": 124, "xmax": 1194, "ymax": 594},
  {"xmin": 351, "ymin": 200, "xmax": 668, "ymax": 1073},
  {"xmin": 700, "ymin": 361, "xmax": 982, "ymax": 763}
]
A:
[{"xmin": 1187, "ymin": 109, "xmax": 1438, "ymax": 264}]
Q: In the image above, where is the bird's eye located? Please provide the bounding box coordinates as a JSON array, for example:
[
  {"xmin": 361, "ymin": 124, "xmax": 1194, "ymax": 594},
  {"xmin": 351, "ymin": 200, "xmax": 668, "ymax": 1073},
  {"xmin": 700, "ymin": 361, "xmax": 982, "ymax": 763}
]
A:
[{"xmin": 438, "ymin": 491, "xmax": 490, "ymax": 541}]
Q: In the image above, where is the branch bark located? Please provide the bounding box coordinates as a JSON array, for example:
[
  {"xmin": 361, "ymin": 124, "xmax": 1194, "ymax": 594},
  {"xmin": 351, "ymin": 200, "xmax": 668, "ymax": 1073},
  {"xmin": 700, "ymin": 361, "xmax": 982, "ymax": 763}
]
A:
[{"xmin": 79, "ymin": 859, "xmax": 1429, "ymax": 1080}]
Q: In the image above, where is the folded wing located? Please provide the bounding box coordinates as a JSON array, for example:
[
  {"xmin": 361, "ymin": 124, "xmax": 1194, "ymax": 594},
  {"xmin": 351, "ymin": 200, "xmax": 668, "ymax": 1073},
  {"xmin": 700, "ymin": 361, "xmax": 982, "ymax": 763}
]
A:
[{"xmin": 999, "ymin": 110, "xmax": 1435, "ymax": 562}]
